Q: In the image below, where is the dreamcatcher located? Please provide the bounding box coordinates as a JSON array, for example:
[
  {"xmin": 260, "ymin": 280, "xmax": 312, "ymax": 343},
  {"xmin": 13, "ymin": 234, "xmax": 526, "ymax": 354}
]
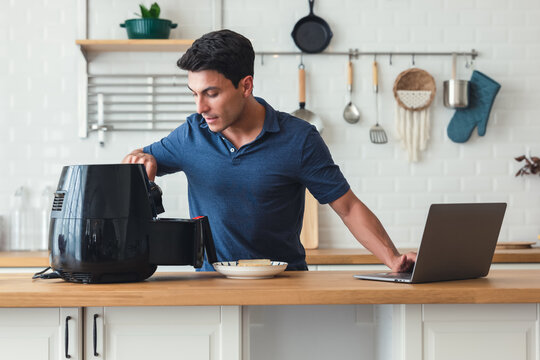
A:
[{"xmin": 393, "ymin": 68, "xmax": 436, "ymax": 162}]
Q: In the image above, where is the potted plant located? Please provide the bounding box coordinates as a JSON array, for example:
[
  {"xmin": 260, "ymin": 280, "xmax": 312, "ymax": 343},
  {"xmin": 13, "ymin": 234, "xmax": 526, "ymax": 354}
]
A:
[
  {"xmin": 120, "ymin": 3, "xmax": 177, "ymax": 39},
  {"xmin": 515, "ymin": 155, "xmax": 540, "ymax": 177}
]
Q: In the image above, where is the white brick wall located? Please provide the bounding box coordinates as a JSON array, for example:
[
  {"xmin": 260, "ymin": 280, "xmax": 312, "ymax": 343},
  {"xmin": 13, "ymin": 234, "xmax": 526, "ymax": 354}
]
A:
[{"xmin": 1, "ymin": 0, "xmax": 539, "ymax": 250}]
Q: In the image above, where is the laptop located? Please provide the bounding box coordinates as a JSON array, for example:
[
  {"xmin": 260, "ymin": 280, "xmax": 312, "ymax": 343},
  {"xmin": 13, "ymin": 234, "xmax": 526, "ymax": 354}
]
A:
[{"xmin": 354, "ymin": 203, "xmax": 507, "ymax": 283}]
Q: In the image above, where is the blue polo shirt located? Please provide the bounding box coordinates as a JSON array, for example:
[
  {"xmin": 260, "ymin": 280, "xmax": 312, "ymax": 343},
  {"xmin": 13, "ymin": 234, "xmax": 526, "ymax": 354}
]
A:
[{"xmin": 143, "ymin": 97, "xmax": 349, "ymax": 270}]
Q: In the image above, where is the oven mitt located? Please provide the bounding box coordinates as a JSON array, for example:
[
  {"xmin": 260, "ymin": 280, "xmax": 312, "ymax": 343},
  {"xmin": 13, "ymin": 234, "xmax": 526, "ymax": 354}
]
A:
[{"xmin": 447, "ymin": 70, "xmax": 501, "ymax": 143}]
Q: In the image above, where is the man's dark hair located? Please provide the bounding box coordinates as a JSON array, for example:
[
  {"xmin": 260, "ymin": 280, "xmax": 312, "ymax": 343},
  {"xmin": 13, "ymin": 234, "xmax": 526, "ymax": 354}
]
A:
[{"xmin": 177, "ymin": 29, "xmax": 255, "ymax": 88}]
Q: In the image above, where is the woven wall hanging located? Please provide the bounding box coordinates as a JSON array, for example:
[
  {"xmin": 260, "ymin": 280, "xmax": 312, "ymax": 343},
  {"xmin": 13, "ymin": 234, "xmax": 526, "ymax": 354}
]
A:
[{"xmin": 393, "ymin": 68, "xmax": 436, "ymax": 162}]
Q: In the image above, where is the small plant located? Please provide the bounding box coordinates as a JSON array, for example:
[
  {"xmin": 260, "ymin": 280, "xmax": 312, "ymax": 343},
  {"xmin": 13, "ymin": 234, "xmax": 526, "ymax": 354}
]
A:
[
  {"xmin": 136, "ymin": 3, "xmax": 160, "ymax": 19},
  {"xmin": 515, "ymin": 155, "xmax": 540, "ymax": 177},
  {"xmin": 121, "ymin": 2, "xmax": 176, "ymax": 39}
]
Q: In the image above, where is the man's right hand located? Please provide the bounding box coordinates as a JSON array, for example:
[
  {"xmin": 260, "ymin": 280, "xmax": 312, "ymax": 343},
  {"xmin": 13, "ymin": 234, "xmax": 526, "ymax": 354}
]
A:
[{"xmin": 122, "ymin": 148, "xmax": 157, "ymax": 181}]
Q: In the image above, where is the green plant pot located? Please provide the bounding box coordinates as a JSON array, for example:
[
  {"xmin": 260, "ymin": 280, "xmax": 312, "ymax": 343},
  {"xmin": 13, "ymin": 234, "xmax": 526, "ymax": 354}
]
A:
[{"xmin": 120, "ymin": 18, "xmax": 178, "ymax": 39}]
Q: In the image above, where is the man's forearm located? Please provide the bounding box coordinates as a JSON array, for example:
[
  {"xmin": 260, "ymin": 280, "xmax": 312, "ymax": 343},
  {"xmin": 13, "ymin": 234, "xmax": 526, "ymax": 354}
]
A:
[
  {"xmin": 330, "ymin": 190, "xmax": 402, "ymax": 270},
  {"xmin": 340, "ymin": 200, "xmax": 401, "ymax": 269}
]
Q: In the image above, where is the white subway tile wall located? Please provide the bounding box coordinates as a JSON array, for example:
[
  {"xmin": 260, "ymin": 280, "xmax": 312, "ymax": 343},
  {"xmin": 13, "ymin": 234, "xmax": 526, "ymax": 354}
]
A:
[{"xmin": 1, "ymin": 0, "xmax": 539, "ymax": 250}]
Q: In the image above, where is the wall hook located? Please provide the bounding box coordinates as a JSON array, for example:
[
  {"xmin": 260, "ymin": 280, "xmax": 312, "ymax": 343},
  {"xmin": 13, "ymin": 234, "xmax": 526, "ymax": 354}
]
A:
[
  {"xmin": 389, "ymin": 53, "xmax": 393, "ymax": 66},
  {"xmin": 411, "ymin": 53, "xmax": 416, "ymax": 66}
]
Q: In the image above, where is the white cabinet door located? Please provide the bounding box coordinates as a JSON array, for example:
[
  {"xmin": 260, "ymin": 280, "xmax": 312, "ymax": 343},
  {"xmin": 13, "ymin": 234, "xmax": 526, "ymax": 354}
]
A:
[
  {"xmin": 0, "ymin": 307, "xmax": 82, "ymax": 360},
  {"xmin": 423, "ymin": 304, "xmax": 537, "ymax": 360},
  {"xmin": 85, "ymin": 306, "xmax": 241, "ymax": 360}
]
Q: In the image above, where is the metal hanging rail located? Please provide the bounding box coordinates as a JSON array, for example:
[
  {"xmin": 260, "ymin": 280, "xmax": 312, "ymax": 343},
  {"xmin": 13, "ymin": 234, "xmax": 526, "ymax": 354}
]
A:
[
  {"xmin": 256, "ymin": 49, "xmax": 478, "ymax": 58},
  {"xmin": 79, "ymin": 49, "xmax": 480, "ymax": 143},
  {"xmin": 255, "ymin": 49, "xmax": 478, "ymax": 65}
]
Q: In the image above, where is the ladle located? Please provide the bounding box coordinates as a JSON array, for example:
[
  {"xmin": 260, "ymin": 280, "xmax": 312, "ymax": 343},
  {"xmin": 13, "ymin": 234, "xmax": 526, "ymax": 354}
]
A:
[{"xmin": 343, "ymin": 58, "xmax": 360, "ymax": 124}]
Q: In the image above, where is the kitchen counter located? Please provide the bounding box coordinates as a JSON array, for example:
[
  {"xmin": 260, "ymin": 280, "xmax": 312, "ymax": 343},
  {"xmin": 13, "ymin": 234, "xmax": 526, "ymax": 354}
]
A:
[
  {"xmin": 2, "ymin": 247, "xmax": 540, "ymax": 267},
  {"xmin": 306, "ymin": 247, "xmax": 540, "ymax": 264},
  {"xmin": 0, "ymin": 251, "xmax": 49, "ymax": 267},
  {"xmin": 1, "ymin": 270, "xmax": 540, "ymax": 307}
]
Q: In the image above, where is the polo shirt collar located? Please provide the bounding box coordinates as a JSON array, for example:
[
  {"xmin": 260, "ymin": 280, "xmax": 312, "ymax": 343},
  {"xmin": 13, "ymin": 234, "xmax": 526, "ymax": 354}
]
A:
[
  {"xmin": 198, "ymin": 96, "xmax": 281, "ymax": 134},
  {"xmin": 256, "ymin": 96, "xmax": 280, "ymax": 134}
]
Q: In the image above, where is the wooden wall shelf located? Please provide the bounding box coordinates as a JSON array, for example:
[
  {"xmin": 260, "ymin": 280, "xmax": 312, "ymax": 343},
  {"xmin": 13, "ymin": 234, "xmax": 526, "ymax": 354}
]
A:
[
  {"xmin": 76, "ymin": 39, "xmax": 194, "ymax": 53},
  {"xmin": 75, "ymin": 39, "xmax": 194, "ymax": 139}
]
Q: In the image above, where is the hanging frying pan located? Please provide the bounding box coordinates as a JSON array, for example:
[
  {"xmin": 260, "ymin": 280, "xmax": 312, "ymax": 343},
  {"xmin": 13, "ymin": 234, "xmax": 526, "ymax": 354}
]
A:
[{"xmin": 291, "ymin": 0, "xmax": 333, "ymax": 53}]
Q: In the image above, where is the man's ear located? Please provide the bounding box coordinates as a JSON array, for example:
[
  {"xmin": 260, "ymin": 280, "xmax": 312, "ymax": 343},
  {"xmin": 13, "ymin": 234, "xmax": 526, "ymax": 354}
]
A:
[{"xmin": 239, "ymin": 75, "xmax": 254, "ymax": 97}]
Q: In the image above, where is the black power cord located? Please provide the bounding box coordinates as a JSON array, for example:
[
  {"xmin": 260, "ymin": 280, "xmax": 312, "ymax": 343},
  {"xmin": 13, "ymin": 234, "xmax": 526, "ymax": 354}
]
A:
[{"xmin": 32, "ymin": 266, "xmax": 61, "ymax": 280}]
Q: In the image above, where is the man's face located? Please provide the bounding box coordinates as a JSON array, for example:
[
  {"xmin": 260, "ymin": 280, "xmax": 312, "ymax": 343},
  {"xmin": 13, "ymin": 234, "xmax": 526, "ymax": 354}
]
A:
[{"xmin": 187, "ymin": 70, "xmax": 251, "ymax": 133}]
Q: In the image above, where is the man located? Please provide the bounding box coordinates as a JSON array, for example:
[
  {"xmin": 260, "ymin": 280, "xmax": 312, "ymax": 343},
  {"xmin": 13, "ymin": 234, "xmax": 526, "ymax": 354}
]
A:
[{"xmin": 123, "ymin": 29, "xmax": 416, "ymax": 272}]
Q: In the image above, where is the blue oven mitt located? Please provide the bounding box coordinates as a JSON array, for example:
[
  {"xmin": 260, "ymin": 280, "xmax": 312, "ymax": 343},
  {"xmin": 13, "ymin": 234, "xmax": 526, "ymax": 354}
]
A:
[{"xmin": 447, "ymin": 70, "xmax": 501, "ymax": 143}]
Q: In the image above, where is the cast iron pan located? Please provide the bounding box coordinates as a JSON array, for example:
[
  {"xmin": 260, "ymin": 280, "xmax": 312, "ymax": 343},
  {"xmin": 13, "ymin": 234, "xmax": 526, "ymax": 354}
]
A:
[{"xmin": 291, "ymin": 0, "xmax": 333, "ymax": 53}]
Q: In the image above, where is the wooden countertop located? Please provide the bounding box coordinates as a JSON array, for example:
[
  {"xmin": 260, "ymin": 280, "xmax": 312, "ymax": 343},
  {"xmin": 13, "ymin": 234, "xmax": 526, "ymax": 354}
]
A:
[
  {"xmin": 1, "ymin": 270, "xmax": 540, "ymax": 307},
  {"xmin": 0, "ymin": 251, "xmax": 49, "ymax": 267},
  {"xmin": 0, "ymin": 251, "xmax": 49, "ymax": 268},
  {"xmin": 2, "ymin": 248, "xmax": 540, "ymax": 268}
]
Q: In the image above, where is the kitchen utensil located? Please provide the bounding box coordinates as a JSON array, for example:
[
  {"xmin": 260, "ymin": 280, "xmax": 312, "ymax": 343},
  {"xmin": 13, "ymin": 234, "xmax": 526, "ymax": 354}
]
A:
[
  {"xmin": 291, "ymin": 0, "xmax": 333, "ymax": 53},
  {"xmin": 393, "ymin": 67, "xmax": 436, "ymax": 162},
  {"xmin": 443, "ymin": 53, "xmax": 469, "ymax": 108},
  {"xmin": 45, "ymin": 164, "xmax": 217, "ymax": 283},
  {"xmin": 343, "ymin": 59, "xmax": 361, "ymax": 124},
  {"xmin": 370, "ymin": 61, "xmax": 388, "ymax": 144},
  {"xmin": 291, "ymin": 63, "xmax": 324, "ymax": 133},
  {"xmin": 300, "ymin": 189, "xmax": 319, "ymax": 249},
  {"xmin": 213, "ymin": 261, "xmax": 288, "ymax": 279}
]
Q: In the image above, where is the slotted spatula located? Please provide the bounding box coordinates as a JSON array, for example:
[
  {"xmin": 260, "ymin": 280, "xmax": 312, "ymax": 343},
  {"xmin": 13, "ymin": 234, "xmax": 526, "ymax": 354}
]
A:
[{"xmin": 370, "ymin": 60, "xmax": 388, "ymax": 144}]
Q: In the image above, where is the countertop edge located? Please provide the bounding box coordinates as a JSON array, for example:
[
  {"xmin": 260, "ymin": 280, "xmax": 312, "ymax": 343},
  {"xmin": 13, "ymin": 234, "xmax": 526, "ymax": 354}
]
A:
[{"xmin": 1, "ymin": 270, "xmax": 540, "ymax": 307}]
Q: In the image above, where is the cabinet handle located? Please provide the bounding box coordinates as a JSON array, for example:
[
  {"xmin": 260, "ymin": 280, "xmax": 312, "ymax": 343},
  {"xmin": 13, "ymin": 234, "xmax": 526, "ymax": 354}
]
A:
[
  {"xmin": 65, "ymin": 316, "xmax": 71, "ymax": 359},
  {"xmin": 93, "ymin": 314, "xmax": 99, "ymax": 356}
]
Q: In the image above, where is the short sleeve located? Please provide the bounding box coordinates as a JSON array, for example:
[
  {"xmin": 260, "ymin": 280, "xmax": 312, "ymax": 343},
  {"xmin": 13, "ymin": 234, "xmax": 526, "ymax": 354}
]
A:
[
  {"xmin": 143, "ymin": 123, "xmax": 187, "ymax": 176},
  {"xmin": 298, "ymin": 128, "xmax": 350, "ymax": 204}
]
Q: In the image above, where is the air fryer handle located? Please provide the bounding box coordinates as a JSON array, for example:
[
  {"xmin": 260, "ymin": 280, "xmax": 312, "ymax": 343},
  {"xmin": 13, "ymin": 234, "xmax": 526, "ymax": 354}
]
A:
[
  {"xmin": 148, "ymin": 181, "xmax": 165, "ymax": 215},
  {"xmin": 195, "ymin": 216, "xmax": 217, "ymax": 264}
]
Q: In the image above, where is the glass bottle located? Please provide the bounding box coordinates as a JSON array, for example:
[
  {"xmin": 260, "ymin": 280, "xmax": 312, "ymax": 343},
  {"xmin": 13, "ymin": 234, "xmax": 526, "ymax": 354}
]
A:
[
  {"xmin": 0, "ymin": 216, "xmax": 6, "ymax": 251},
  {"xmin": 10, "ymin": 187, "xmax": 27, "ymax": 251},
  {"xmin": 38, "ymin": 186, "xmax": 54, "ymax": 251}
]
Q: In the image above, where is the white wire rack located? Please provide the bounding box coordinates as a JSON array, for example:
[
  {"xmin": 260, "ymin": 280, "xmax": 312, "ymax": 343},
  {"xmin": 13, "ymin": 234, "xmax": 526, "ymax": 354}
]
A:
[{"xmin": 86, "ymin": 73, "xmax": 195, "ymax": 144}]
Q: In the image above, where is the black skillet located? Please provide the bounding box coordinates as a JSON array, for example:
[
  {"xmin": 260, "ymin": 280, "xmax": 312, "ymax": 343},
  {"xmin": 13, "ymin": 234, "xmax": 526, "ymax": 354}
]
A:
[{"xmin": 291, "ymin": 0, "xmax": 333, "ymax": 53}]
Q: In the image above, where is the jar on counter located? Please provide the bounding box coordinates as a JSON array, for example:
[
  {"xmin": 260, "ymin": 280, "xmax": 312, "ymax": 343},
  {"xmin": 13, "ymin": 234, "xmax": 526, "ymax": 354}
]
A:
[
  {"xmin": 0, "ymin": 216, "xmax": 6, "ymax": 251},
  {"xmin": 10, "ymin": 186, "xmax": 28, "ymax": 251}
]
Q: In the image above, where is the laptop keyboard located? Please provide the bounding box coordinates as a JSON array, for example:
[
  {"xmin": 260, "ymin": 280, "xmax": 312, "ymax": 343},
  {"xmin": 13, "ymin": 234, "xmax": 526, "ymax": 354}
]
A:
[{"xmin": 376, "ymin": 272, "xmax": 413, "ymax": 280}]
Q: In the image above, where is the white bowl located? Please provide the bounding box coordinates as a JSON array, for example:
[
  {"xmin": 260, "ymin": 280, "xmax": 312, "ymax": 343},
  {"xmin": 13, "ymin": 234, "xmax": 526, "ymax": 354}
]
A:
[{"xmin": 213, "ymin": 261, "xmax": 288, "ymax": 279}]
